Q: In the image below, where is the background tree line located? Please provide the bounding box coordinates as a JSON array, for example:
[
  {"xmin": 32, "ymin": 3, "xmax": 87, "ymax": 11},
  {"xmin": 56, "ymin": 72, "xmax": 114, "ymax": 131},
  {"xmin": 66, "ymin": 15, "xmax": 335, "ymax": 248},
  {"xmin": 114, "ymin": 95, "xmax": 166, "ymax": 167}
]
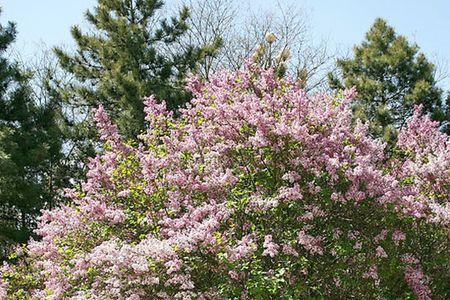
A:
[{"xmin": 1, "ymin": 0, "xmax": 449, "ymax": 259}]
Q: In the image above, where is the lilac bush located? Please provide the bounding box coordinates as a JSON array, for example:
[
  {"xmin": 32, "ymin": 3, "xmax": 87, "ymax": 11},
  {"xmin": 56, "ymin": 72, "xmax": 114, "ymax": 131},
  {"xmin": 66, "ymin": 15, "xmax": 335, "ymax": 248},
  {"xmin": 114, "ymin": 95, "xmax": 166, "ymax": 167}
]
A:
[{"xmin": 1, "ymin": 65, "xmax": 449, "ymax": 299}]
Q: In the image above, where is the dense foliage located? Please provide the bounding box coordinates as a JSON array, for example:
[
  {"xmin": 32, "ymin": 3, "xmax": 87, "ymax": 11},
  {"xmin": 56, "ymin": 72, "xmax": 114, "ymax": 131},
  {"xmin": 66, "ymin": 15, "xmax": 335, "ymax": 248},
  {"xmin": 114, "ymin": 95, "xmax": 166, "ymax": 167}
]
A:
[
  {"xmin": 329, "ymin": 18, "xmax": 450, "ymax": 142},
  {"xmin": 0, "ymin": 11, "xmax": 65, "ymax": 259},
  {"xmin": 1, "ymin": 65, "xmax": 449, "ymax": 299}
]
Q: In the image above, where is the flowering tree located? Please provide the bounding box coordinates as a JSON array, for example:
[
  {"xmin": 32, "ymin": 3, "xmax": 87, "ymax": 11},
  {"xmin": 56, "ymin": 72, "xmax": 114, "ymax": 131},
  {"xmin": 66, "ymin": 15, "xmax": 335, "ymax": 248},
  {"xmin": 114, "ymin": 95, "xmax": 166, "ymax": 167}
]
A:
[{"xmin": 1, "ymin": 65, "xmax": 449, "ymax": 299}]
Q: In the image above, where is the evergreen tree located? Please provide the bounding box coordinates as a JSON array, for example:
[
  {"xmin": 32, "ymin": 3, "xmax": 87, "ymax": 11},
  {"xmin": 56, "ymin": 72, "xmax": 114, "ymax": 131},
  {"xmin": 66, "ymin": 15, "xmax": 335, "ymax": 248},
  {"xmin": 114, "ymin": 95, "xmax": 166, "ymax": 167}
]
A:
[
  {"xmin": 54, "ymin": 0, "xmax": 216, "ymax": 140},
  {"xmin": 329, "ymin": 18, "xmax": 449, "ymax": 141},
  {"xmin": 0, "ymin": 11, "xmax": 65, "ymax": 259}
]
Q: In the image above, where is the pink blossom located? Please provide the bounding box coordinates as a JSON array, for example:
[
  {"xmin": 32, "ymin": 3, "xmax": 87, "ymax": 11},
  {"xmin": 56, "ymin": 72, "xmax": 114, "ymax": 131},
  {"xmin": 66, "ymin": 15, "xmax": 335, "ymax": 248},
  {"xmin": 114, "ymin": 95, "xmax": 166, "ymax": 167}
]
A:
[
  {"xmin": 297, "ymin": 230, "xmax": 323, "ymax": 255},
  {"xmin": 404, "ymin": 265, "xmax": 432, "ymax": 300},
  {"xmin": 228, "ymin": 234, "xmax": 257, "ymax": 262},
  {"xmin": 392, "ymin": 230, "xmax": 406, "ymax": 245},
  {"xmin": 228, "ymin": 270, "xmax": 239, "ymax": 280},
  {"xmin": 363, "ymin": 265, "xmax": 380, "ymax": 286},
  {"xmin": 262, "ymin": 235, "xmax": 280, "ymax": 257},
  {"xmin": 282, "ymin": 244, "xmax": 299, "ymax": 257},
  {"xmin": 375, "ymin": 246, "xmax": 388, "ymax": 258}
]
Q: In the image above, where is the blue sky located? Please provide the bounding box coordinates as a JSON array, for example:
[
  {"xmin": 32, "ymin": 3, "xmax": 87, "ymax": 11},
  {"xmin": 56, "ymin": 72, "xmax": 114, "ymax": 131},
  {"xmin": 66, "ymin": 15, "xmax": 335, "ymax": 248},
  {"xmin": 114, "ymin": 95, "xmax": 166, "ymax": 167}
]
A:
[
  {"xmin": 2, "ymin": 0, "xmax": 450, "ymax": 89},
  {"xmin": 2, "ymin": 0, "xmax": 95, "ymax": 60}
]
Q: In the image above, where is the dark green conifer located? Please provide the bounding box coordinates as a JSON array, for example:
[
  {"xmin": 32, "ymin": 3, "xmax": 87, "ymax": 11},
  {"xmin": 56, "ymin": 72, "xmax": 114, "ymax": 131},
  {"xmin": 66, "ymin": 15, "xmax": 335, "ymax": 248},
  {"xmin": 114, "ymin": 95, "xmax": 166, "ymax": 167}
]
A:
[
  {"xmin": 0, "ymin": 10, "xmax": 65, "ymax": 259},
  {"xmin": 54, "ymin": 0, "xmax": 217, "ymax": 139},
  {"xmin": 329, "ymin": 18, "xmax": 449, "ymax": 142}
]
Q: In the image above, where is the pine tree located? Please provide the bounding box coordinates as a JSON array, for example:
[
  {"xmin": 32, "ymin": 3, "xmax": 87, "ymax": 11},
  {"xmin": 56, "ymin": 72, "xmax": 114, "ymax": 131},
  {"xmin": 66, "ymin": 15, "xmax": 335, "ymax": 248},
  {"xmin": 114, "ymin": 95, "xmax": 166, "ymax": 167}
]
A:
[
  {"xmin": 329, "ymin": 18, "xmax": 449, "ymax": 142},
  {"xmin": 0, "ymin": 11, "xmax": 65, "ymax": 259},
  {"xmin": 54, "ymin": 0, "xmax": 216, "ymax": 140}
]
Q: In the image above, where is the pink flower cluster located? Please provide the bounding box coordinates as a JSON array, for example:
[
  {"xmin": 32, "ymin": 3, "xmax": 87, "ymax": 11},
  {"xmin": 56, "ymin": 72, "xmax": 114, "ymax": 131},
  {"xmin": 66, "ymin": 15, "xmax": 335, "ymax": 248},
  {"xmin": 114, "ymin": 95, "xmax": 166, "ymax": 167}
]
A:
[
  {"xmin": 1, "ymin": 65, "xmax": 449, "ymax": 299},
  {"xmin": 404, "ymin": 265, "xmax": 432, "ymax": 300}
]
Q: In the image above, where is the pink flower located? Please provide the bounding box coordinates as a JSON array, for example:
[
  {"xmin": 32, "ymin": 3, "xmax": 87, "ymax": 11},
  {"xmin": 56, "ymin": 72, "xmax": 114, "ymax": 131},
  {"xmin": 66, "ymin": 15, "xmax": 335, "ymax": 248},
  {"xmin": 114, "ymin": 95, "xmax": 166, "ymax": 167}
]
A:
[
  {"xmin": 262, "ymin": 235, "xmax": 279, "ymax": 257},
  {"xmin": 404, "ymin": 265, "xmax": 432, "ymax": 300},
  {"xmin": 376, "ymin": 246, "xmax": 388, "ymax": 258},
  {"xmin": 392, "ymin": 230, "xmax": 406, "ymax": 245},
  {"xmin": 228, "ymin": 270, "xmax": 239, "ymax": 280},
  {"xmin": 363, "ymin": 265, "xmax": 380, "ymax": 286},
  {"xmin": 374, "ymin": 229, "xmax": 388, "ymax": 243},
  {"xmin": 0, "ymin": 278, "xmax": 7, "ymax": 300},
  {"xmin": 282, "ymin": 244, "xmax": 299, "ymax": 257},
  {"xmin": 353, "ymin": 241, "xmax": 362, "ymax": 250},
  {"xmin": 228, "ymin": 234, "xmax": 257, "ymax": 262},
  {"xmin": 297, "ymin": 230, "xmax": 323, "ymax": 255}
]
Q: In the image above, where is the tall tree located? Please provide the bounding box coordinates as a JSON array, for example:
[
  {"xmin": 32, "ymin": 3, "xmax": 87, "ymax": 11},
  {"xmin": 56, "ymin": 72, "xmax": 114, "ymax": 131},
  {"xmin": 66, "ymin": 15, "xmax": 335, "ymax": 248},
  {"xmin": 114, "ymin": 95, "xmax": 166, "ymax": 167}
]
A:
[
  {"xmin": 329, "ymin": 18, "xmax": 449, "ymax": 141},
  {"xmin": 0, "ymin": 11, "xmax": 65, "ymax": 259},
  {"xmin": 54, "ymin": 0, "xmax": 216, "ymax": 140}
]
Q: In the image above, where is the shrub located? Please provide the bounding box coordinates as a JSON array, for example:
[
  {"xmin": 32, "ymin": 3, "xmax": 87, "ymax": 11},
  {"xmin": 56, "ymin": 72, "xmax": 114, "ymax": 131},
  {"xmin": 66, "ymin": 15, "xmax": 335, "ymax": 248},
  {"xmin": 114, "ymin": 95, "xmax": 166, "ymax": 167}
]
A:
[{"xmin": 1, "ymin": 65, "xmax": 449, "ymax": 299}]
